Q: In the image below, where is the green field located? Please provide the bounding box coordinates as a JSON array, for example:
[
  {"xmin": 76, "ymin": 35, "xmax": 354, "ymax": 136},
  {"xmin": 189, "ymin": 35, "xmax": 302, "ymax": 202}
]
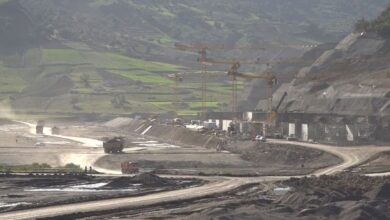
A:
[
  {"xmin": 42, "ymin": 49, "xmax": 82, "ymax": 63},
  {"xmin": 0, "ymin": 47, "xmax": 240, "ymax": 116}
]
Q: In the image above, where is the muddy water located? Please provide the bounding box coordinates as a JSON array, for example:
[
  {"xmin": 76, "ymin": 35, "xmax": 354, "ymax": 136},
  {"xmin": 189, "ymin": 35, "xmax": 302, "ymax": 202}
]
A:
[{"xmin": 25, "ymin": 182, "xmax": 140, "ymax": 192}]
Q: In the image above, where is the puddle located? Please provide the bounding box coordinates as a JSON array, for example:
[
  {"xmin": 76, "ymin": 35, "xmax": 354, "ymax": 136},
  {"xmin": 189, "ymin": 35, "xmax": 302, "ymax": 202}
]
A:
[
  {"xmin": 132, "ymin": 141, "xmax": 158, "ymax": 144},
  {"xmin": 123, "ymin": 147, "xmax": 147, "ymax": 152},
  {"xmin": 273, "ymin": 187, "xmax": 291, "ymax": 195},
  {"xmin": 71, "ymin": 183, "xmax": 109, "ymax": 189},
  {"xmin": 25, "ymin": 183, "xmax": 141, "ymax": 192},
  {"xmin": 0, "ymin": 202, "xmax": 31, "ymax": 208},
  {"xmin": 138, "ymin": 143, "xmax": 180, "ymax": 148},
  {"xmin": 42, "ymin": 141, "xmax": 71, "ymax": 145}
]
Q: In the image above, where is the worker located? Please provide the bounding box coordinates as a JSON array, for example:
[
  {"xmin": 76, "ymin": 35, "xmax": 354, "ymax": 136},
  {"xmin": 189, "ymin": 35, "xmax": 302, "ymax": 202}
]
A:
[{"xmin": 216, "ymin": 141, "xmax": 221, "ymax": 152}]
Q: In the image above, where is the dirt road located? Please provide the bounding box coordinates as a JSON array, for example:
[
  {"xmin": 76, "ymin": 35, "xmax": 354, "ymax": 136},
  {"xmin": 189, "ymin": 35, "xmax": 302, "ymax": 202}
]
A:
[
  {"xmin": 0, "ymin": 176, "xmax": 284, "ymax": 220},
  {"xmin": 1, "ymin": 123, "xmax": 389, "ymax": 220},
  {"xmin": 269, "ymin": 139, "xmax": 390, "ymax": 176}
]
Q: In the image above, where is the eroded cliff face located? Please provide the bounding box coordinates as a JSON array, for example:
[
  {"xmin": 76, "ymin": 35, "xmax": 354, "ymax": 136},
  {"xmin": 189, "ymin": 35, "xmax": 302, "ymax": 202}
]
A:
[{"xmin": 271, "ymin": 32, "xmax": 390, "ymax": 117}]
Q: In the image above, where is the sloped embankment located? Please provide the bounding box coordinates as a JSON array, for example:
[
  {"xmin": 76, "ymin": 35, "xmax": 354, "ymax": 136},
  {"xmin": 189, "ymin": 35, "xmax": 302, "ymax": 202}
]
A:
[
  {"xmin": 105, "ymin": 118, "xmax": 220, "ymax": 149},
  {"xmin": 141, "ymin": 124, "xmax": 219, "ymax": 149}
]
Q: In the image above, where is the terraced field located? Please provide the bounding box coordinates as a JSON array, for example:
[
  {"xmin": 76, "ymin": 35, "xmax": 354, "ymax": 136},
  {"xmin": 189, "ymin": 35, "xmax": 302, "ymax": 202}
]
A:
[{"xmin": 0, "ymin": 47, "xmax": 238, "ymax": 118}]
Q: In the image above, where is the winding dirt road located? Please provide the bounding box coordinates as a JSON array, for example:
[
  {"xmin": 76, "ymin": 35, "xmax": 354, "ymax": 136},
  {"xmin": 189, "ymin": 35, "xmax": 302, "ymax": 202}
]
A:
[
  {"xmin": 1, "ymin": 122, "xmax": 389, "ymax": 220},
  {"xmin": 269, "ymin": 139, "xmax": 390, "ymax": 176}
]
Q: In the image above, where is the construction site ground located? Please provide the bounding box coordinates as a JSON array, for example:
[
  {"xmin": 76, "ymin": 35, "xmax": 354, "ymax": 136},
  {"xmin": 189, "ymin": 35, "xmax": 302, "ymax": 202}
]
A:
[
  {"xmin": 0, "ymin": 174, "xmax": 201, "ymax": 214},
  {"xmin": 92, "ymin": 174, "xmax": 390, "ymax": 220},
  {"xmin": 0, "ymin": 119, "xmax": 390, "ymax": 219}
]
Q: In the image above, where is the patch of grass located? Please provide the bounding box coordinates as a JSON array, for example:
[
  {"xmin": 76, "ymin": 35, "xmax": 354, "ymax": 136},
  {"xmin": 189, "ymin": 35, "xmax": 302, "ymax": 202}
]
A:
[
  {"xmin": 111, "ymin": 70, "xmax": 173, "ymax": 85},
  {"xmin": 0, "ymin": 0, "xmax": 9, "ymax": 6},
  {"xmin": 42, "ymin": 49, "xmax": 82, "ymax": 64},
  {"xmin": 177, "ymin": 110, "xmax": 198, "ymax": 116},
  {"xmin": 0, "ymin": 65, "xmax": 26, "ymax": 93},
  {"xmin": 24, "ymin": 48, "xmax": 42, "ymax": 66},
  {"xmin": 159, "ymin": 7, "xmax": 175, "ymax": 17},
  {"xmin": 38, "ymin": 65, "xmax": 71, "ymax": 78},
  {"xmin": 81, "ymin": 51, "xmax": 181, "ymax": 72},
  {"xmin": 105, "ymin": 52, "xmax": 180, "ymax": 71},
  {"xmin": 158, "ymin": 35, "xmax": 174, "ymax": 44}
]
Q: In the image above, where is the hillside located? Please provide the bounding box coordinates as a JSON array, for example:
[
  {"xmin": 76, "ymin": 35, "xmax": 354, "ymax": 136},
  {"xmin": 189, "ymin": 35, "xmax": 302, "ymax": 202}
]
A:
[
  {"xmin": 0, "ymin": 47, "xmax": 238, "ymax": 118},
  {"xmin": 0, "ymin": 0, "xmax": 390, "ymax": 118},
  {"xmin": 267, "ymin": 31, "xmax": 390, "ymax": 117},
  {"xmin": 12, "ymin": 0, "xmax": 390, "ymax": 63},
  {"xmin": 355, "ymin": 6, "xmax": 390, "ymax": 38}
]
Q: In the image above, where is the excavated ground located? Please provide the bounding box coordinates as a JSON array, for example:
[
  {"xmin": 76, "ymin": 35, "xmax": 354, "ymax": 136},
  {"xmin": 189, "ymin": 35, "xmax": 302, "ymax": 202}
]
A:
[
  {"xmin": 0, "ymin": 174, "xmax": 201, "ymax": 213},
  {"xmin": 0, "ymin": 119, "xmax": 388, "ymax": 218},
  {"xmin": 91, "ymin": 119, "xmax": 343, "ymax": 176},
  {"xmin": 353, "ymin": 151, "xmax": 390, "ymax": 174},
  {"xmin": 89, "ymin": 174, "xmax": 390, "ymax": 220},
  {"xmin": 94, "ymin": 139, "xmax": 342, "ymax": 176}
]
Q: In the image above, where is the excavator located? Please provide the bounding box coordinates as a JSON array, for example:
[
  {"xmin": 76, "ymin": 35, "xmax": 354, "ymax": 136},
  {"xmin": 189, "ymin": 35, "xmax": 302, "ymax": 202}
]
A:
[{"xmin": 266, "ymin": 91, "xmax": 288, "ymax": 137}]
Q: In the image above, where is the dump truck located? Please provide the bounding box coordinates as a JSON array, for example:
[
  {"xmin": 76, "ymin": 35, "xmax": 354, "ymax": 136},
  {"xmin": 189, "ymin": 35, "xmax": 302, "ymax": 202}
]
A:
[
  {"xmin": 103, "ymin": 137, "xmax": 124, "ymax": 154},
  {"xmin": 121, "ymin": 161, "xmax": 139, "ymax": 174},
  {"xmin": 51, "ymin": 126, "xmax": 60, "ymax": 135},
  {"xmin": 36, "ymin": 120, "xmax": 45, "ymax": 134}
]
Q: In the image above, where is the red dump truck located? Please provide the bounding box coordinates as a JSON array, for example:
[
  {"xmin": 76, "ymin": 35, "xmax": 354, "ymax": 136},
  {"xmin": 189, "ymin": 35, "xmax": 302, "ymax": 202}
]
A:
[{"xmin": 121, "ymin": 161, "xmax": 139, "ymax": 174}]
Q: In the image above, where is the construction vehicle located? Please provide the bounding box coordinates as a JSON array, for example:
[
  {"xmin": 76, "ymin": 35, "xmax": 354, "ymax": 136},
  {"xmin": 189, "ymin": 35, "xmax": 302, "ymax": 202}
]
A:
[
  {"xmin": 266, "ymin": 91, "xmax": 288, "ymax": 137},
  {"xmin": 175, "ymin": 43, "xmax": 221, "ymax": 117},
  {"xmin": 174, "ymin": 42, "xmax": 264, "ymax": 118},
  {"xmin": 166, "ymin": 73, "xmax": 184, "ymax": 113},
  {"xmin": 103, "ymin": 137, "xmax": 124, "ymax": 154},
  {"xmin": 51, "ymin": 126, "xmax": 60, "ymax": 135},
  {"xmin": 121, "ymin": 161, "xmax": 139, "ymax": 174},
  {"xmin": 36, "ymin": 120, "xmax": 45, "ymax": 134},
  {"xmin": 173, "ymin": 118, "xmax": 184, "ymax": 127}
]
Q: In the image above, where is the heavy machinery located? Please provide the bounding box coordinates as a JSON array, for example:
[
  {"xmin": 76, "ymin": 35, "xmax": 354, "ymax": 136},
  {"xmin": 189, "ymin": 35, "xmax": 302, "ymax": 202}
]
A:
[
  {"xmin": 267, "ymin": 91, "xmax": 288, "ymax": 125},
  {"xmin": 103, "ymin": 137, "xmax": 124, "ymax": 154},
  {"xmin": 200, "ymin": 58, "xmax": 263, "ymax": 118},
  {"xmin": 173, "ymin": 118, "xmax": 184, "ymax": 127},
  {"xmin": 51, "ymin": 126, "xmax": 60, "ymax": 135},
  {"xmin": 166, "ymin": 73, "xmax": 184, "ymax": 113},
  {"xmin": 175, "ymin": 43, "xmax": 222, "ymax": 117},
  {"xmin": 174, "ymin": 42, "xmax": 264, "ymax": 118},
  {"xmin": 121, "ymin": 161, "xmax": 139, "ymax": 174},
  {"xmin": 229, "ymin": 69, "xmax": 281, "ymax": 136},
  {"xmin": 36, "ymin": 120, "xmax": 45, "ymax": 134}
]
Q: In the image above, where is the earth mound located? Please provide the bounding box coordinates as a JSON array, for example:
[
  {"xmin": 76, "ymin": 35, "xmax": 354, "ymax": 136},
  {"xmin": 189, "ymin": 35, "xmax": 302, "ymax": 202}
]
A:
[
  {"xmin": 365, "ymin": 183, "xmax": 390, "ymax": 200},
  {"xmin": 104, "ymin": 173, "xmax": 170, "ymax": 188}
]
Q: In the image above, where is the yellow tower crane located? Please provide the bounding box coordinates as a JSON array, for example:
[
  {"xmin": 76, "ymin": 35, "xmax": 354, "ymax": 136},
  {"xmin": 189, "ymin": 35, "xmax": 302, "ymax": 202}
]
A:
[
  {"xmin": 174, "ymin": 42, "xmax": 264, "ymax": 118},
  {"xmin": 166, "ymin": 73, "xmax": 184, "ymax": 113}
]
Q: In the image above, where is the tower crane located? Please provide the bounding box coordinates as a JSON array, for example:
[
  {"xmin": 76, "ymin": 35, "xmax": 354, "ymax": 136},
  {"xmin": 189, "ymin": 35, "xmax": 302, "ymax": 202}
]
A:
[
  {"xmin": 166, "ymin": 73, "xmax": 184, "ymax": 113},
  {"xmin": 201, "ymin": 58, "xmax": 266, "ymax": 118},
  {"xmin": 174, "ymin": 42, "xmax": 264, "ymax": 118},
  {"xmin": 174, "ymin": 43, "xmax": 225, "ymax": 117}
]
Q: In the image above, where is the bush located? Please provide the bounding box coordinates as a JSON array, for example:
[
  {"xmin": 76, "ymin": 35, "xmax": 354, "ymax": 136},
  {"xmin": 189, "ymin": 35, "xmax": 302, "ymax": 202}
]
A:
[{"xmin": 355, "ymin": 6, "xmax": 390, "ymax": 38}]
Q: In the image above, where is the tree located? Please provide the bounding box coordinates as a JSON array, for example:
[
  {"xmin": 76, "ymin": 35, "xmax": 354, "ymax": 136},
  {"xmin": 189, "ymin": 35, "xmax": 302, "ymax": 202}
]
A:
[
  {"xmin": 80, "ymin": 73, "xmax": 90, "ymax": 87},
  {"xmin": 354, "ymin": 18, "xmax": 370, "ymax": 32},
  {"xmin": 354, "ymin": 7, "xmax": 390, "ymax": 38}
]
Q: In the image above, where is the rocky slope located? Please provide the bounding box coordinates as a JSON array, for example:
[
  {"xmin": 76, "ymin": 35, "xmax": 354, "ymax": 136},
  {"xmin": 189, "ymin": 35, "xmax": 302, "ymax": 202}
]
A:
[{"xmin": 269, "ymin": 32, "xmax": 390, "ymax": 117}]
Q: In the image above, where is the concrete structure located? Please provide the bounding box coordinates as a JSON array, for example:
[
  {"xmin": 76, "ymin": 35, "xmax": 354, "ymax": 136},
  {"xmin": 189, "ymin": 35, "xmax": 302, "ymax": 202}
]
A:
[
  {"xmin": 276, "ymin": 113, "xmax": 389, "ymax": 145},
  {"xmin": 206, "ymin": 110, "xmax": 389, "ymax": 145}
]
